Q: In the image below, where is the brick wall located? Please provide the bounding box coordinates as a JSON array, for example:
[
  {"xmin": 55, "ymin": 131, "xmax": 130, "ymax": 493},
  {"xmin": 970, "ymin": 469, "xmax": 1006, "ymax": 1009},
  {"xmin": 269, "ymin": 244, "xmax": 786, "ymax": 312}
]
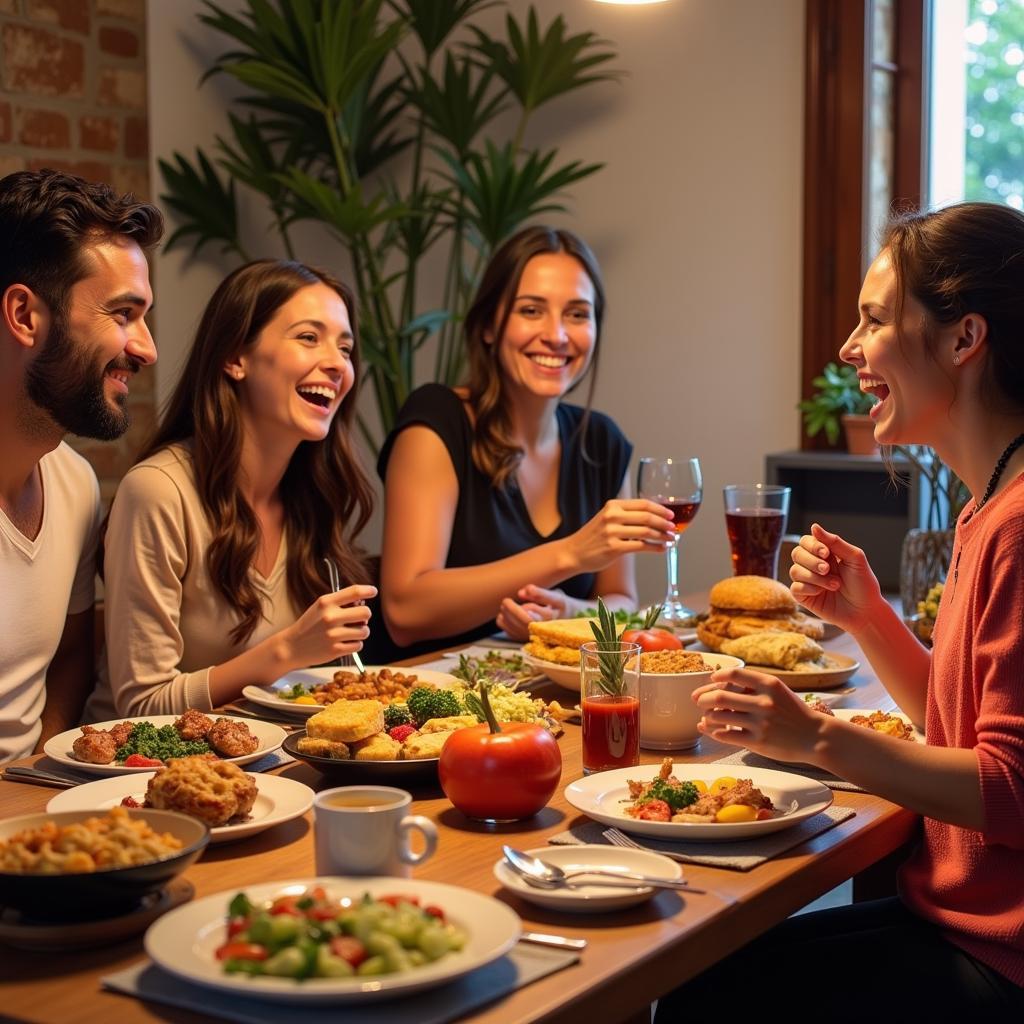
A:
[{"xmin": 0, "ymin": 0, "xmax": 152, "ymax": 505}]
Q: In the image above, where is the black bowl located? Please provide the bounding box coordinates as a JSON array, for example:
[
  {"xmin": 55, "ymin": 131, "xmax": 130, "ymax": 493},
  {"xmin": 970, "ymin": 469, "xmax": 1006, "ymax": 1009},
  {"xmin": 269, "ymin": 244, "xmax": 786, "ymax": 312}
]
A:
[
  {"xmin": 282, "ymin": 730, "xmax": 440, "ymax": 783},
  {"xmin": 0, "ymin": 809, "xmax": 208, "ymax": 919}
]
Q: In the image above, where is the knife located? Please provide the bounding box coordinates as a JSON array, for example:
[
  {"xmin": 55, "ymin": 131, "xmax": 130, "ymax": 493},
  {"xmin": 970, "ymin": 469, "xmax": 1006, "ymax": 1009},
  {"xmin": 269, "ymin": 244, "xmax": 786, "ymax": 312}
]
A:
[
  {"xmin": 2, "ymin": 767, "xmax": 79, "ymax": 788},
  {"xmin": 519, "ymin": 931, "xmax": 587, "ymax": 951}
]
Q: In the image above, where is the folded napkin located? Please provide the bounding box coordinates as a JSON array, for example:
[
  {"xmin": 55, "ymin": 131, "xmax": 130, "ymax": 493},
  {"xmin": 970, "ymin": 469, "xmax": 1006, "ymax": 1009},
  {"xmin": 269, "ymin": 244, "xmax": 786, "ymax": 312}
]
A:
[
  {"xmin": 549, "ymin": 806, "xmax": 856, "ymax": 871},
  {"xmin": 244, "ymin": 748, "xmax": 295, "ymax": 774},
  {"xmin": 103, "ymin": 942, "xmax": 579, "ymax": 1024},
  {"xmin": 712, "ymin": 749, "xmax": 864, "ymax": 792}
]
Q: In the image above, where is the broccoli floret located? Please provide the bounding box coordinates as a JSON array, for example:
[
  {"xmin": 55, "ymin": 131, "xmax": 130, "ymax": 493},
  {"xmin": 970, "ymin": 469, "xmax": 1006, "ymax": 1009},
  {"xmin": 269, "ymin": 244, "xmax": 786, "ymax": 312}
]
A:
[
  {"xmin": 406, "ymin": 687, "xmax": 463, "ymax": 727},
  {"xmin": 382, "ymin": 703, "xmax": 412, "ymax": 730},
  {"xmin": 643, "ymin": 778, "xmax": 699, "ymax": 811}
]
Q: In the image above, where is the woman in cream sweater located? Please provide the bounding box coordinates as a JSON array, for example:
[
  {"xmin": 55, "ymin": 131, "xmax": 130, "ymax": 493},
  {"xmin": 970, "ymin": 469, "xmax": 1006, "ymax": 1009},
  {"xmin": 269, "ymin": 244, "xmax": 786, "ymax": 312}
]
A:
[{"xmin": 88, "ymin": 260, "xmax": 376, "ymax": 718}]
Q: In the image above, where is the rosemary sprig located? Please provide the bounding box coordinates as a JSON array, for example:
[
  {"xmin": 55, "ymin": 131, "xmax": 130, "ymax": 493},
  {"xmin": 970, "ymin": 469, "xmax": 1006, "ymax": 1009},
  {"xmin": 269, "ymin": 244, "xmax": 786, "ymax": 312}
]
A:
[{"xmin": 587, "ymin": 597, "xmax": 629, "ymax": 697}]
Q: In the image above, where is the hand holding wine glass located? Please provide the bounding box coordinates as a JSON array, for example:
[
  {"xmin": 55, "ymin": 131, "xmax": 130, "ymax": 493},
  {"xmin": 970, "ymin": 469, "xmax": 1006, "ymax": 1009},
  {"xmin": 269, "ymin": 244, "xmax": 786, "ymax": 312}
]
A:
[{"xmin": 637, "ymin": 457, "xmax": 703, "ymax": 624}]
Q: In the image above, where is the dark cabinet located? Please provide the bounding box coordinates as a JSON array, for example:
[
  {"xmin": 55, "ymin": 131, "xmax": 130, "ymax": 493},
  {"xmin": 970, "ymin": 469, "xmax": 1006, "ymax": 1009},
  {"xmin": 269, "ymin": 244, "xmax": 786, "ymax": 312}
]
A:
[{"xmin": 765, "ymin": 450, "xmax": 928, "ymax": 592}]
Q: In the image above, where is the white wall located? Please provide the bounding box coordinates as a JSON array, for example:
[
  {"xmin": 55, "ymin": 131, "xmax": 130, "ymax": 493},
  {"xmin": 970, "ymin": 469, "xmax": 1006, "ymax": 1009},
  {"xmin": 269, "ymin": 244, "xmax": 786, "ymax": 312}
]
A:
[{"xmin": 147, "ymin": 0, "xmax": 805, "ymax": 600}]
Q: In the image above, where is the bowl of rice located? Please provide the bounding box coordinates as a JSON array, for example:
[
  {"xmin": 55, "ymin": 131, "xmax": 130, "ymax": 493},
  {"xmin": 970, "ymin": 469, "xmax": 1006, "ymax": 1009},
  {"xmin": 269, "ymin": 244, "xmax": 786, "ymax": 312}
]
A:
[
  {"xmin": 633, "ymin": 652, "xmax": 745, "ymax": 751},
  {"xmin": 0, "ymin": 806, "xmax": 208, "ymax": 917}
]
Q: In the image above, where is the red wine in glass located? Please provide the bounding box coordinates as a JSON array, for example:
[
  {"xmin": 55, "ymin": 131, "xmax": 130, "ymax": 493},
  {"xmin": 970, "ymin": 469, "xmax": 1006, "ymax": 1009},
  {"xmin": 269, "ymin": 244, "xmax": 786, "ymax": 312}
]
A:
[{"xmin": 661, "ymin": 498, "xmax": 702, "ymax": 534}]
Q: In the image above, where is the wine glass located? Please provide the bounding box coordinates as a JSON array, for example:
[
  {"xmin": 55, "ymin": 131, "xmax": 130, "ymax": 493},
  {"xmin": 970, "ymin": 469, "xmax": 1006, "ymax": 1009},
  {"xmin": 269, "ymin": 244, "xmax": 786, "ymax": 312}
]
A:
[{"xmin": 637, "ymin": 457, "xmax": 703, "ymax": 624}]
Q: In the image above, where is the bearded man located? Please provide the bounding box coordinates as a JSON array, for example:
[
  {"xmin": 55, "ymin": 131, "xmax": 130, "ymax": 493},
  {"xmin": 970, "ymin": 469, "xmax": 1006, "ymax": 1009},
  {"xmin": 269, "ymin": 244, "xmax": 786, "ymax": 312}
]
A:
[{"xmin": 0, "ymin": 169, "xmax": 163, "ymax": 761}]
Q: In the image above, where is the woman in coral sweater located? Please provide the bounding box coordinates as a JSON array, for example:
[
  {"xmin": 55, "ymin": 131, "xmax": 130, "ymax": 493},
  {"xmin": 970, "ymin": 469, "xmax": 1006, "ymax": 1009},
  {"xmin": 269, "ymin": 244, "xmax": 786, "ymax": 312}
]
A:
[{"xmin": 657, "ymin": 203, "xmax": 1024, "ymax": 1017}]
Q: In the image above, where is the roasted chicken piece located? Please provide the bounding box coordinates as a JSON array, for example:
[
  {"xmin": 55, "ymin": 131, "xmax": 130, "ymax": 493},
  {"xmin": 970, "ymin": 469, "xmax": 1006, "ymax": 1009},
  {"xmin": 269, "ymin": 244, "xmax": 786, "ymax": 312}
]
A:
[
  {"xmin": 174, "ymin": 709, "xmax": 214, "ymax": 741},
  {"xmin": 207, "ymin": 717, "xmax": 259, "ymax": 758},
  {"xmin": 72, "ymin": 726, "xmax": 116, "ymax": 764}
]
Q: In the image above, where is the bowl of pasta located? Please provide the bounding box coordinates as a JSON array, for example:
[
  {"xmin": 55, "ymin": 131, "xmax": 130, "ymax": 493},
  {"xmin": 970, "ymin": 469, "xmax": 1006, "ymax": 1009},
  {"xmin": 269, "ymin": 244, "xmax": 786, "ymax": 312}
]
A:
[{"xmin": 0, "ymin": 806, "xmax": 208, "ymax": 917}]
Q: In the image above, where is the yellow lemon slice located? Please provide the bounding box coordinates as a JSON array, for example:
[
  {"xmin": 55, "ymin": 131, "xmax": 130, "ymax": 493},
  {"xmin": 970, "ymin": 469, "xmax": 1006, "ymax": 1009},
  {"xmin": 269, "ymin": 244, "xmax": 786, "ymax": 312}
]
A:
[{"xmin": 715, "ymin": 803, "xmax": 758, "ymax": 823}]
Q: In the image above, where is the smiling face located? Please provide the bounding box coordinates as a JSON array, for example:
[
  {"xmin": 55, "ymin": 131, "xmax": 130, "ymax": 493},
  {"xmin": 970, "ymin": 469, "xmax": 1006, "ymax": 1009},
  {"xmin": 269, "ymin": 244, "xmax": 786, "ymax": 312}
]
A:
[
  {"xmin": 839, "ymin": 250, "xmax": 957, "ymax": 448},
  {"xmin": 494, "ymin": 252, "xmax": 597, "ymax": 401},
  {"xmin": 24, "ymin": 237, "xmax": 155, "ymax": 440},
  {"xmin": 233, "ymin": 282, "xmax": 355, "ymax": 444}
]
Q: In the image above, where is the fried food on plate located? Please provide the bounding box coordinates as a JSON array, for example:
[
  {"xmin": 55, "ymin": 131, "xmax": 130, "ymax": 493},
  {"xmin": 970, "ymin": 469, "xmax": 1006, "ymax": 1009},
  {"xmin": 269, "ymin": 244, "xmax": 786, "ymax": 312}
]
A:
[
  {"xmin": 401, "ymin": 730, "xmax": 457, "ymax": 760},
  {"xmin": 349, "ymin": 732, "xmax": 402, "ymax": 762},
  {"xmin": 306, "ymin": 700, "xmax": 384, "ymax": 744},
  {"xmin": 295, "ymin": 737, "xmax": 351, "ymax": 760},
  {"xmin": 525, "ymin": 617, "xmax": 622, "ymax": 666},
  {"xmin": 145, "ymin": 755, "xmax": 258, "ymax": 827},
  {"xmin": 207, "ymin": 717, "xmax": 259, "ymax": 758},
  {"xmin": 72, "ymin": 726, "xmax": 118, "ymax": 765},
  {"xmin": 174, "ymin": 709, "xmax": 214, "ymax": 741},
  {"xmin": 697, "ymin": 575, "xmax": 825, "ymax": 653},
  {"xmin": 721, "ymin": 630, "xmax": 824, "ymax": 671}
]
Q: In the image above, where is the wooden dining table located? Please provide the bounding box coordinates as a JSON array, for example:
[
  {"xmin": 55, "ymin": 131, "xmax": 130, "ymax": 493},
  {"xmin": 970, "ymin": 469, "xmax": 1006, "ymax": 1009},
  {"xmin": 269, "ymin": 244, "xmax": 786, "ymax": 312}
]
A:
[{"xmin": 0, "ymin": 615, "xmax": 919, "ymax": 1024}]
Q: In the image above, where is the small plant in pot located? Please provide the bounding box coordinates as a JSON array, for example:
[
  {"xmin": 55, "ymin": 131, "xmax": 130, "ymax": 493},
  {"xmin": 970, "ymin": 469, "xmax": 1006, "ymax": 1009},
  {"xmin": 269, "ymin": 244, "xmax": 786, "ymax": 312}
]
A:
[{"xmin": 798, "ymin": 362, "xmax": 877, "ymax": 453}]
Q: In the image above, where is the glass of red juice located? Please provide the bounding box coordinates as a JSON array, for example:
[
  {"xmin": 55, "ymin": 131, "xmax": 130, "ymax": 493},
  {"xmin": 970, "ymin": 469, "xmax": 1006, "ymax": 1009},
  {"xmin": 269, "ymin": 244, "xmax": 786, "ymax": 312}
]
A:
[
  {"xmin": 722, "ymin": 484, "xmax": 791, "ymax": 578},
  {"xmin": 580, "ymin": 641, "xmax": 641, "ymax": 775}
]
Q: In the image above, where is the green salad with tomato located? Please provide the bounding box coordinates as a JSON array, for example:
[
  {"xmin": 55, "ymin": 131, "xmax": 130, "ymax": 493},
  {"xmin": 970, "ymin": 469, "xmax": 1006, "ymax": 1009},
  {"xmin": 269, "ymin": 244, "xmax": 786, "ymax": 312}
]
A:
[{"xmin": 216, "ymin": 888, "xmax": 467, "ymax": 980}]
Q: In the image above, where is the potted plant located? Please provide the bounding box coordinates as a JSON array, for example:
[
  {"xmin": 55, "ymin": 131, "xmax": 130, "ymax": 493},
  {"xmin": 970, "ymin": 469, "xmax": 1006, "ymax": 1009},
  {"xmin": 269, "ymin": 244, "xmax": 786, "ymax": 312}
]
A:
[
  {"xmin": 157, "ymin": 0, "xmax": 620, "ymax": 453},
  {"xmin": 798, "ymin": 362, "xmax": 877, "ymax": 453},
  {"xmin": 894, "ymin": 445, "xmax": 969, "ymax": 641}
]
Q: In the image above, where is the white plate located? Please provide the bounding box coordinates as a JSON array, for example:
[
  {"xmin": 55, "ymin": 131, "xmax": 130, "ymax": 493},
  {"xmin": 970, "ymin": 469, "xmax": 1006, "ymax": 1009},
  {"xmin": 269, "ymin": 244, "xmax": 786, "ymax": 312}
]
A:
[
  {"xmin": 564, "ymin": 763, "xmax": 833, "ymax": 841},
  {"xmin": 521, "ymin": 651, "xmax": 580, "ymax": 693},
  {"xmin": 46, "ymin": 772, "xmax": 313, "ymax": 844},
  {"xmin": 832, "ymin": 708, "xmax": 924, "ymax": 743},
  {"xmin": 145, "ymin": 877, "xmax": 520, "ymax": 1004},
  {"xmin": 493, "ymin": 844, "xmax": 683, "ymax": 912},
  {"xmin": 43, "ymin": 716, "xmax": 286, "ymax": 776},
  {"xmin": 243, "ymin": 666, "xmax": 461, "ymax": 717}
]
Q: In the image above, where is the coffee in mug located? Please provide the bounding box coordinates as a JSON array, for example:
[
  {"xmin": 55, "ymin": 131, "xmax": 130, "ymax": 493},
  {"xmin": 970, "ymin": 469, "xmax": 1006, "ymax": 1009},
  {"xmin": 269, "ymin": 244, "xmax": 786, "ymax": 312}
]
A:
[{"xmin": 313, "ymin": 786, "xmax": 437, "ymax": 877}]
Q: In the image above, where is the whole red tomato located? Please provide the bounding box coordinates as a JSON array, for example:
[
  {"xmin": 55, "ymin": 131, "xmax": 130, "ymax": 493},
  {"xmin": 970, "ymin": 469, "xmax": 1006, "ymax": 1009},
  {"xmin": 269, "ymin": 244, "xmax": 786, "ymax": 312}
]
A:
[
  {"xmin": 438, "ymin": 722, "xmax": 562, "ymax": 821},
  {"xmin": 620, "ymin": 626, "xmax": 682, "ymax": 652}
]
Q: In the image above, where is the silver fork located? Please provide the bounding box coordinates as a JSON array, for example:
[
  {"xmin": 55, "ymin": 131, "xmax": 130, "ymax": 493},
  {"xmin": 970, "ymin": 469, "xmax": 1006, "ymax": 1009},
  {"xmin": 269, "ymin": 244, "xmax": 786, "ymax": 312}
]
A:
[
  {"xmin": 323, "ymin": 557, "xmax": 366, "ymax": 673},
  {"xmin": 603, "ymin": 827, "xmax": 692, "ymax": 863}
]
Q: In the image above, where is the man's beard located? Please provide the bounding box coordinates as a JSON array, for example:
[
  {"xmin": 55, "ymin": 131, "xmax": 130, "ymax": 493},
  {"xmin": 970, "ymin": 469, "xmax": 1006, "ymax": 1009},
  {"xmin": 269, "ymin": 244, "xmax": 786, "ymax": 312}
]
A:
[{"xmin": 24, "ymin": 309, "xmax": 139, "ymax": 441}]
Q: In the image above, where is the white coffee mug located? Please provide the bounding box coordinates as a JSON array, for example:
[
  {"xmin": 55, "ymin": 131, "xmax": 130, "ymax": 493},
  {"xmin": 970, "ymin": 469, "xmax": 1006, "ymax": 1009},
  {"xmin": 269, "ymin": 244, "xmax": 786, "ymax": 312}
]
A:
[
  {"xmin": 639, "ymin": 654, "xmax": 744, "ymax": 750},
  {"xmin": 313, "ymin": 786, "xmax": 437, "ymax": 877}
]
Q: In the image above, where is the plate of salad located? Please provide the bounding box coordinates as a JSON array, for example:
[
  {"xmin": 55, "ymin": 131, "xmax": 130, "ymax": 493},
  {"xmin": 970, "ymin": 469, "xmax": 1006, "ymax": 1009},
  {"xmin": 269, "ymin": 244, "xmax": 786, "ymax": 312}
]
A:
[{"xmin": 144, "ymin": 878, "xmax": 520, "ymax": 1004}]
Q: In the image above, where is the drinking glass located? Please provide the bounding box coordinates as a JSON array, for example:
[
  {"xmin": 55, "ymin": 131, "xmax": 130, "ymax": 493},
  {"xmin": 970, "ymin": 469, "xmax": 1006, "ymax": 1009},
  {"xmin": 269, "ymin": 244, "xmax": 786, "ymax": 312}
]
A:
[
  {"xmin": 580, "ymin": 641, "xmax": 641, "ymax": 775},
  {"xmin": 637, "ymin": 457, "xmax": 703, "ymax": 624},
  {"xmin": 723, "ymin": 484, "xmax": 792, "ymax": 578}
]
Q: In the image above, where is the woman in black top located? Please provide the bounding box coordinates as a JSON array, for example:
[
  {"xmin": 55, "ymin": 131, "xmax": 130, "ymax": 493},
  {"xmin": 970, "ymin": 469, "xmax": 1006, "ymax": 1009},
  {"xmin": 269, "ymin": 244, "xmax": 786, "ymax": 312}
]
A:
[{"xmin": 377, "ymin": 226, "xmax": 673, "ymax": 655}]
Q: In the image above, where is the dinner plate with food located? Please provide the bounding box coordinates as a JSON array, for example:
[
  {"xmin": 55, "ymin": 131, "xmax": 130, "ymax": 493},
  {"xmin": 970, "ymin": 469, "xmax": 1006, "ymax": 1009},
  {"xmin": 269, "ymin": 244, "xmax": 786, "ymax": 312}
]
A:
[
  {"xmin": 284, "ymin": 685, "xmax": 571, "ymax": 781},
  {"xmin": 693, "ymin": 575, "xmax": 859, "ymax": 690},
  {"xmin": 815, "ymin": 704, "xmax": 924, "ymax": 743},
  {"xmin": 564, "ymin": 760, "xmax": 833, "ymax": 841},
  {"xmin": 242, "ymin": 665, "xmax": 460, "ymax": 716},
  {"xmin": 42, "ymin": 713, "xmax": 286, "ymax": 776},
  {"xmin": 144, "ymin": 877, "xmax": 520, "ymax": 1004},
  {"xmin": 46, "ymin": 757, "xmax": 314, "ymax": 844}
]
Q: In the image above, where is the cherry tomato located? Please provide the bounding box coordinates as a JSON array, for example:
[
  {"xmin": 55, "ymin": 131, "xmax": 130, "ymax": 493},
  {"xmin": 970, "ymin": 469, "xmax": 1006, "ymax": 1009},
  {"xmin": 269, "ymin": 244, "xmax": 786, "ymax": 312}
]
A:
[
  {"xmin": 439, "ymin": 722, "xmax": 562, "ymax": 821},
  {"xmin": 215, "ymin": 942, "xmax": 267, "ymax": 962},
  {"xmin": 620, "ymin": 627, "xmax": 683, "ymax": 653},
  {"xmin": 378, "ymin": 894, "xmax": 420, "ymax": 908},
  {"xmin": 226, "ymin": 916, "xmax": 249, "ymax": 939},
  {"xmin": 424, "ymin": 905, "xmax": 445, "ymax": 922},
  {"xmin": 269, "ymin": 896, "xmax": 302, "ymax": 916},
  {"xmin": 330, "ymin": 936, "xmax": 367, "ymax": 967},
  {"xmin": 123, "ymin": 753, "xmax": 163, "ymax": 768}
]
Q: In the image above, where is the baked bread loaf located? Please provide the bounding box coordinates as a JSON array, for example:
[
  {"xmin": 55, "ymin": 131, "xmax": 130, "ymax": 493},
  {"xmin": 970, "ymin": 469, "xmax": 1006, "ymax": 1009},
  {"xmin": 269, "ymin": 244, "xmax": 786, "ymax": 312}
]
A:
[{"xmin": 307, "ymin": 699, "xmax": 384, "ymax": 743}]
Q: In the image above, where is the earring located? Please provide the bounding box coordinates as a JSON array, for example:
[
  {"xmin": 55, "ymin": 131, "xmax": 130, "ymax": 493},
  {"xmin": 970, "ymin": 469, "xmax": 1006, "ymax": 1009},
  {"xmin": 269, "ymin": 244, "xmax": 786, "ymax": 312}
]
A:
[{"xmin": 952, "ymin": 353, "xmax": 960, "ymax": 367}]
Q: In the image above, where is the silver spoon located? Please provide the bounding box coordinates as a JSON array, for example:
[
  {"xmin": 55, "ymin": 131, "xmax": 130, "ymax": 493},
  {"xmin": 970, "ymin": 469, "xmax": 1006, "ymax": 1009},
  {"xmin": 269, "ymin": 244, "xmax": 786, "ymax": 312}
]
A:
[
  {"xmin": 502, "ymin": 846, "xmax": 704, "ymax": 893},
  {"xmin": 323, "ymin": 557, "xmax": 366, "ymax": 673}
]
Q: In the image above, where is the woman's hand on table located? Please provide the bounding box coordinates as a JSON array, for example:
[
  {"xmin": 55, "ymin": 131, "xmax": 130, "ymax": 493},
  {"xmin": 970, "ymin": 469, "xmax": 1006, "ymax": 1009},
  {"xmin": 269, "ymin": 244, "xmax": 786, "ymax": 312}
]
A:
[
  {"xmin": 789, "ymin": 523, "xmax": 886, "ymax": 635},
  {"xmin": 693, "ymin": 667, "xmax": 826, "ymax": 763},
  {"xmin": 560, "ymin": 499, "xmax": 674, "ymax": 574},
  {"xmin": 496, "ymin": 585, "xmax": 572, "ymax": 641}
]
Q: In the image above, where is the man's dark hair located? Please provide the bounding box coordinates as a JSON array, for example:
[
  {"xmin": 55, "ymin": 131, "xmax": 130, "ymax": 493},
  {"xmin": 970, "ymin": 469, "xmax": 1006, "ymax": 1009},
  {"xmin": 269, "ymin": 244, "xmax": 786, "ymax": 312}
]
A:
[{"xmin": 0, "ymin": 169, "xmax": 164, "ymax": 316}]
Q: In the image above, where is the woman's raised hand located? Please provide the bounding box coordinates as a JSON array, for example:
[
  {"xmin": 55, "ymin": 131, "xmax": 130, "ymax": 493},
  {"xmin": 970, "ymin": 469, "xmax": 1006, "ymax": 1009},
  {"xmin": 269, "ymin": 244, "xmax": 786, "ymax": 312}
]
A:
[
  {"xmin": 563, "ymin": 499, "xmax": 674, "ymax": 574},
  {"xmin": 789, "ymin": 523, "xmax": 883, "ymax": 633},
  {"xmin": 278, "ymin": 584, "xmax": 377, "ymax": 669}
]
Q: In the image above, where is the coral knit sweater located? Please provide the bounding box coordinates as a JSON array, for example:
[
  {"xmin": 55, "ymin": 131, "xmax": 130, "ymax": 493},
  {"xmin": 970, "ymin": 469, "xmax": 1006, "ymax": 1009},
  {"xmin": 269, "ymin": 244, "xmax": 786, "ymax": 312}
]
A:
[{"xmin": 899, "ymin": 471, "xmax": 1024, "ymax": 987}]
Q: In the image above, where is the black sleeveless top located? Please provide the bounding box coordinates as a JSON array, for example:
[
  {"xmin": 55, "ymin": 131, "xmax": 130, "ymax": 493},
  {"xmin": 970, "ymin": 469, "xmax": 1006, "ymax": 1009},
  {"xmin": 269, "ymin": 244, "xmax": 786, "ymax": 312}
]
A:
[{"xmin": 372, "ymin": 383, "xmax": 633, "ymax": 660}]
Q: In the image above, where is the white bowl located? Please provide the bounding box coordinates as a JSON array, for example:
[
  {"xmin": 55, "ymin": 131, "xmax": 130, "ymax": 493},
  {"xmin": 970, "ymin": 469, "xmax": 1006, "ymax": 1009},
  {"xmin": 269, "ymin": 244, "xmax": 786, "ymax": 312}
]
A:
[
  {"xmin": 521, "ymin": 650, "xmax": 581, "ymax": 692},
  {"xmin": 638, "ymin": 653, "xmax": 744, "ymax": 750}
]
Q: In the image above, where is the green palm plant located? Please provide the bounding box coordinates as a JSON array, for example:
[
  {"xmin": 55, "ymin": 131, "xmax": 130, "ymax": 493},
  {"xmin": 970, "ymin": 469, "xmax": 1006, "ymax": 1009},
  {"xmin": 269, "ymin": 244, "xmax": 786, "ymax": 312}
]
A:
[{"xmin": 158, "ymin": 0, "xmax": 620, "ymax": 452}]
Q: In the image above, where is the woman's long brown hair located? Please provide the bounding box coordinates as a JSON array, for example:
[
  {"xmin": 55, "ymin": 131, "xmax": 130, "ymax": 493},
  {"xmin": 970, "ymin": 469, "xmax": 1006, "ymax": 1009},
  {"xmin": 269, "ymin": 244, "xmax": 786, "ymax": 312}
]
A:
[
  {"xmin": 134, "ymin": 260, "xmax": 373, "ymax": 644},
  {"xmin": 463, "ymin": 226, "xmax": 606, "ymax": 486}
]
